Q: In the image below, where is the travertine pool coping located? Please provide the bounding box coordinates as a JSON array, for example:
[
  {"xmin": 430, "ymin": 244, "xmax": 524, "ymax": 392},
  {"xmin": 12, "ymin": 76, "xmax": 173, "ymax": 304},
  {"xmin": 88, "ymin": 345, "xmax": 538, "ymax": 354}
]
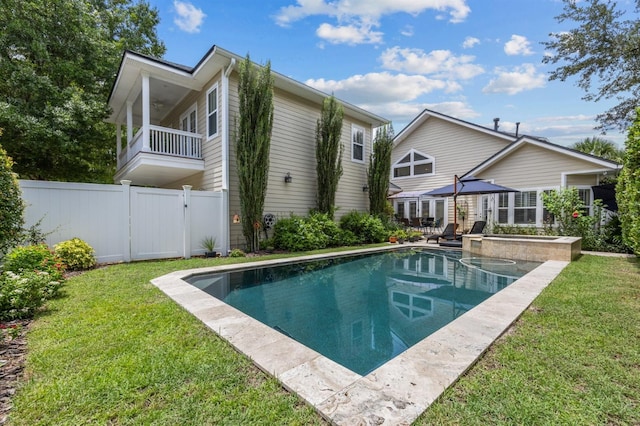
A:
[{"xmin": 151, "ymin": 245, "xmax": 569, "ymax": 425}]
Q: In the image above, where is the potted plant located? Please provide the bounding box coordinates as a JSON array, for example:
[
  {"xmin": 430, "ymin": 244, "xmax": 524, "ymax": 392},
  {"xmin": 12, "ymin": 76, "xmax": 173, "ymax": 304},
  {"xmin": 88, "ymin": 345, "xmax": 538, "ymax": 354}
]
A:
[
  {"xmin": 396, "ymin": 229, "xmax": 408, "ymax": 244},
  {"xmin": 200, "ymin": 236, "xmax": 217, "ymax": 258},
  {"xmin": 409, "ymin": 231, "xmax": 423, "ymax": 242}
]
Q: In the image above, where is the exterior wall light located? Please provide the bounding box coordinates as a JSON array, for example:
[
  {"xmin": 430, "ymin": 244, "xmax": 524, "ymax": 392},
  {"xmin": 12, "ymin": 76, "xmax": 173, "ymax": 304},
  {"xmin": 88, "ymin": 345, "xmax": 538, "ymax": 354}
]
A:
[
  {"xmin": 284, "ymin": 172, "xmax": 292, "ymax": 183},
  {"xmin": 362, "ymin": 185, "xmax": 369, "ymax": 192}
]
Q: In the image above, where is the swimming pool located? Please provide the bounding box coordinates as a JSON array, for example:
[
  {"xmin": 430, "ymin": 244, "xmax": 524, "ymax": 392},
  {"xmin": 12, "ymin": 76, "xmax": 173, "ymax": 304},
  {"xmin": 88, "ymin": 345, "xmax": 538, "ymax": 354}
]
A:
[{"xmin": 185, "ymin": 248, "xmax": 540, "ymax": 375}]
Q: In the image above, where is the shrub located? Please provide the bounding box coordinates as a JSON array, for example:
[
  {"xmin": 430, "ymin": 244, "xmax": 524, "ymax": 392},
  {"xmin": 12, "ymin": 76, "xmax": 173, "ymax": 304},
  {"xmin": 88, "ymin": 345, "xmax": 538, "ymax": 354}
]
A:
[
  {"xmin": 339, "ymin": 211, "xmax": 387, "ymax": 244},
  {"xmin": 0, "ymin": 270, "xmax": 63, "ymax": 320},
  {"xmin": 54, "ymin": 238, "xmax": 96, "ymax": 270},
  {"xmin": 491, "ymin": 223, "xmax": 541, "ymax": 236},
  {"xmin": 3, "ymin": 244, "xmax": 65, "ymax": 282},
  {"xmin": 273, "ymin": 215, "xmax": 329, "ymax": 252},
  {"xmin": 0, "ymin": 143, "xmax": 24, "ymax": 257},
  {"xmin": 229, "ymin": 248, "xmax": 246, "ymax": 258}
]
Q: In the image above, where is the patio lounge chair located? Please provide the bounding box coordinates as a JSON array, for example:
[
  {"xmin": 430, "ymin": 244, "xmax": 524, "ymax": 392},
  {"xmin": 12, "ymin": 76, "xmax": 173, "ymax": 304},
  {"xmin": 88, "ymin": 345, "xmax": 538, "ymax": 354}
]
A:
[
  {"xmin": 426, "ymin": 223, "xmax": 458, "ymax": 243},
  {"xmin": 467, "ymin": 220, "xmax": 487, "ymax": 234}
]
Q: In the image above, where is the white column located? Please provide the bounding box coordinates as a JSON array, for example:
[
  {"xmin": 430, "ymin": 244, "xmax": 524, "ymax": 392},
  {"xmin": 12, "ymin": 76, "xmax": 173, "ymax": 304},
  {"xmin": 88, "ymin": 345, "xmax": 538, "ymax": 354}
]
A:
[
  {"xmin": 120, "ymin": 180, "xmax": 132, "ymax": 262},
  {"xmin": 141, "ymin": 72, "xmax": 150, "ymax": 152},
  {"xmin": 116, "ymin": 123, "xmax": 122, "ymax": 169},
  {"xmin": 182, "ymin": 185, "xmax": 192, "ymax": 259},
  {"xmin": 126, "ymin": 101, "xmax": 133, "ymax": 144}
]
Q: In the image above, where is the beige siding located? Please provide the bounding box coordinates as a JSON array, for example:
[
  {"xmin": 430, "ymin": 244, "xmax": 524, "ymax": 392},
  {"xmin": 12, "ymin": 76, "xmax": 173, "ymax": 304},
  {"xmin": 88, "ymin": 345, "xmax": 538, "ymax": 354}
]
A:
[
  {"xmin": 391, "ymin": 117, "xmax": 512, "ymax": 193},
  {"xmin": 477, "ymin": 143, "xmax": 603, "ymax": 188}
]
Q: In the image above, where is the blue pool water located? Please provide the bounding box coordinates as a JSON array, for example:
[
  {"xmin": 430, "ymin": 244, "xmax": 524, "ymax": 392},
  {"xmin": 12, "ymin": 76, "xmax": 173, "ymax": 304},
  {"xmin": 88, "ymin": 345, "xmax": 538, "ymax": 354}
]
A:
[{"xmin": 186, "ymin": 249, "xmax": 540, "ymax": 375}]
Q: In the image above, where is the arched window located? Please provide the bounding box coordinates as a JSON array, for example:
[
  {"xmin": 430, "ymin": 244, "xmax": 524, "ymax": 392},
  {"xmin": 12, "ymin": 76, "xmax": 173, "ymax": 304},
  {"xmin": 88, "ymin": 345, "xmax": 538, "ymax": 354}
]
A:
[{"xmin": 393, "ymin": 149, "xmax": 435, "ymax": 178}]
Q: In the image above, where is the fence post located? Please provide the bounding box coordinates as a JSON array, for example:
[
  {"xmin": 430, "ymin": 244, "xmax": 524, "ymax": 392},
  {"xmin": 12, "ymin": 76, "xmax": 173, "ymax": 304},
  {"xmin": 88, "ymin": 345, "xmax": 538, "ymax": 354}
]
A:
[
  {"xmin": 121, "ymin": 180, "xmax": 132, "ymax": 262},
  {"xmin": 183, "ymin": 185, "xmax": 192, "ymax": 259}
]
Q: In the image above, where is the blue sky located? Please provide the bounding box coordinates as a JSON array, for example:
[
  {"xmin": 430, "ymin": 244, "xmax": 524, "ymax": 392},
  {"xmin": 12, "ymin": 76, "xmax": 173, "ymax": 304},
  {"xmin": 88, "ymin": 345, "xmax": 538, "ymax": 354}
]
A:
[{"xmin": 148, "ymin": 0, "xmax": 627, "ymax": 147}]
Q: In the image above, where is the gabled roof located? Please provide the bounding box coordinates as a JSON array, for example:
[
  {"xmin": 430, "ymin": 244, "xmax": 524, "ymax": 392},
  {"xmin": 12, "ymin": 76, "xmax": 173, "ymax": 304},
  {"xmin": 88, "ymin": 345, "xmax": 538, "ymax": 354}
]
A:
[
  {"xmin": 108, "ymin": 45, "xmax": 388, "ymax": 127},
  {"xmin": 393, "ymin": 108, "xmax": 522, "ymax": 146},
  {"xmin": 465, "ymin": 136, "xmax": 622, "ymax": 177}
]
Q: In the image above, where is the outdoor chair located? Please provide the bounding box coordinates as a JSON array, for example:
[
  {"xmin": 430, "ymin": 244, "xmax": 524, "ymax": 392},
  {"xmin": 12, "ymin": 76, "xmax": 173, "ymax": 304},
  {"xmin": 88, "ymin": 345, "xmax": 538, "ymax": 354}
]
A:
[
  {"xmin": 467, "ymin": 220, "xmax": 487, "ymax": 234},
  {"xmin": 421, "ymin": 217, "xmax": 435, "ymax": 233},
  {"xmin": 426, "ymin": 223, "xmax": 458, "ymax": 243},
  {"xmin": 410, "ymin": 217, "xmax": 424, "ymax": 233}
]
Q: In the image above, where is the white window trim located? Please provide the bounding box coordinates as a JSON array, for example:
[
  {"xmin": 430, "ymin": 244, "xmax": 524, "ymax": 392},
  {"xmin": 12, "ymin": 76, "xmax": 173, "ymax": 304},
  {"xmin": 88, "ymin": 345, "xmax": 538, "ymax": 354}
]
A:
[
  {"xmin": 351, "ymin": 124, "xmax": 365, "ymax": 163},
  {"xmin": 206, "ymin": 83, "xmax": 219, "ymax": 140},
  {"xmin": 392, "ymin": 148, "xmax": 435, "ymax": 179},
  {"xmin": 179, "ymin": 103, "xmax": 198, "ymax": 134}
]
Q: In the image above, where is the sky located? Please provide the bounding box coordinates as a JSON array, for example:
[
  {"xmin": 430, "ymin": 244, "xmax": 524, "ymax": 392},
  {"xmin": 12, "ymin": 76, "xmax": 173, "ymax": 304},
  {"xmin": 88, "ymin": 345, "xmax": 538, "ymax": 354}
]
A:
[{"xmin": 147, "ymin": 0, "xmax": 628, "ymax": 147}]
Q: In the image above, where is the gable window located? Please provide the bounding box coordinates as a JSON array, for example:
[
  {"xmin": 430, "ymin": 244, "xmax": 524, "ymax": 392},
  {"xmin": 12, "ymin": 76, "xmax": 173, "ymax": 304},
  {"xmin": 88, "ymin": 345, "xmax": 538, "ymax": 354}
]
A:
[
  {"xmin": 206, "ymin": 83, "xmax": 218, "ymax": 139},
  {"xmin": 393, "ymin": 149, "xmax": 435, "ymax": 178},
  {"xmin": 180, "ymin": 104, "xmax": 197, "ymax": 134},
  {"xmin": 351, "ymin": 125, "xmax": 364, "ymax": 162}
]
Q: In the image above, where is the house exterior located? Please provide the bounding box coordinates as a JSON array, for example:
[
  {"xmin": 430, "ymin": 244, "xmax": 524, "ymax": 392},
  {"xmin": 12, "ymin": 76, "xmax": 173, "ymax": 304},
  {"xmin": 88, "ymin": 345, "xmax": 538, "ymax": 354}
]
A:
[
  {"xmin": 390, "ymin": 109, "xmax": 621, "ymax": 232},
  {"xmin": 107, "ymin": 46, "xmax": 387, "ymax": 250}
]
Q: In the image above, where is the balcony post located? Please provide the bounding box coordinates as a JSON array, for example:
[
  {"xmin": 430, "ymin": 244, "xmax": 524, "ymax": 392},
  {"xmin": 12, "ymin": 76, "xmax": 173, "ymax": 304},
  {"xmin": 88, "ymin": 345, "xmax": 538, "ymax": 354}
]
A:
[
  {"xmin": 126, "ymin": 101, "xmax": 133, "ymax": 143},
  {"xmin": 141, "ymin": 72, "xmax": 150, "ymax": 152},
  {"xmin": 116, "ymin": 123, "xmax": 122, "ymax": 168}
]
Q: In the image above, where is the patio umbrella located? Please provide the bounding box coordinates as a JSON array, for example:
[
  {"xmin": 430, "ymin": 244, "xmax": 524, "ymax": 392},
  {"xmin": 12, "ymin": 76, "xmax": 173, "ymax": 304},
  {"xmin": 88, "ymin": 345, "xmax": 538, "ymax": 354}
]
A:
[{"xmin": 422, "ymin": 175, "xmax": 518, "ymax": 231}]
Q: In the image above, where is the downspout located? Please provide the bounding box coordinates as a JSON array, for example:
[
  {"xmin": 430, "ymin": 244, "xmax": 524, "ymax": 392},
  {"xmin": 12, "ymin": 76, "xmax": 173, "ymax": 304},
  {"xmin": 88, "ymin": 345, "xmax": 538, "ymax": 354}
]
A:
[{"xmin": 222, "ymin": 57, "xmax": 236, "ymax": 254}]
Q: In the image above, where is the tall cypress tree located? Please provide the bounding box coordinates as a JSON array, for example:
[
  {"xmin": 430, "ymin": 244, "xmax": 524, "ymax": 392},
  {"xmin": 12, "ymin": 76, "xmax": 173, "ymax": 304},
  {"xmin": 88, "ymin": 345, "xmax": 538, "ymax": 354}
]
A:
[
  {"xmin": 616, "ymin": 108, "xmax": 640, "ymax": 255},
  {"xmin": 368, "ymin": 124, "xmax": 394, "ymax": 216},
  {"xmin": 235, "ymin": 55, "xmax": 274, "ymax": 252},
  {"xmin": 315, "ymin": 96, "xmax": 344, "ymax": 219}
]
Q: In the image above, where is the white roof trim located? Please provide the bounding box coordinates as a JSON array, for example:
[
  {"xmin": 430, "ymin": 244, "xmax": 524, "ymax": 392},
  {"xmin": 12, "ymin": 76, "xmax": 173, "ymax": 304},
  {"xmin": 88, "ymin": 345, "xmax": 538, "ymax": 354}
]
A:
[
  {"xmin": 467, "ymin": 137, "xmax": 622, "ymax": 176},
  {"xmin": 394, "ymin": 109, "xmax": 517, "ymax": 146}
]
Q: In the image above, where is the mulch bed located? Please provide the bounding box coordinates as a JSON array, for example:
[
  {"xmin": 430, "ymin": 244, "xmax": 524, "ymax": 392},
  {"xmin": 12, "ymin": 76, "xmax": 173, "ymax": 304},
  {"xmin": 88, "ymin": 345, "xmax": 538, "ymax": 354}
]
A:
[{"xmin": 0, "ymin": 319, "xmax": 30, "ymax": 425}]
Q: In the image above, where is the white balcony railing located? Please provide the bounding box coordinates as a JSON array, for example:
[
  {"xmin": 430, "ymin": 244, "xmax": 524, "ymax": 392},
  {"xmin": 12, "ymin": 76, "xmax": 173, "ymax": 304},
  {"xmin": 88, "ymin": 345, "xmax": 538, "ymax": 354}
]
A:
[{"xmin": 118, "ymin": 125, "xmax": 203, "ymax": 167}]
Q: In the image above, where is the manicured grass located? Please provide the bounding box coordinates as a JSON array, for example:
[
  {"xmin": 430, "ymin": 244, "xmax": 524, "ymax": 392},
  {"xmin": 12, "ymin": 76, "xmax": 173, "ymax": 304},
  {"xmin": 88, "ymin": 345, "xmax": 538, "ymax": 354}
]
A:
[
  {"xmin": 10, "ymin": 252, "xmax": 640, "ymax": 425},
  {"xmin": 417, "ymin": 254, "xmax": 640, "ymax": 425}
]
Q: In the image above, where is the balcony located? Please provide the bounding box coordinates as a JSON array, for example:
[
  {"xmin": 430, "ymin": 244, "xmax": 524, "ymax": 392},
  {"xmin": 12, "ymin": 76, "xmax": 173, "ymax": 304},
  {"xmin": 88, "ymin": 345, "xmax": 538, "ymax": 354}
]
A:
[{"xmin": 115, "ymin": 125, "xmax": 205, "ymax": 187}]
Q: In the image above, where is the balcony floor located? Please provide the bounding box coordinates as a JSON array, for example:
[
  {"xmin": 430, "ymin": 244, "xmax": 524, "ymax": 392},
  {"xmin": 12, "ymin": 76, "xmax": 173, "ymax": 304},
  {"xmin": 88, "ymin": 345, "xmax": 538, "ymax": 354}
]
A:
[{"xmin": 115, "ymin": 152, "xmax": 204, "ymax": 187}]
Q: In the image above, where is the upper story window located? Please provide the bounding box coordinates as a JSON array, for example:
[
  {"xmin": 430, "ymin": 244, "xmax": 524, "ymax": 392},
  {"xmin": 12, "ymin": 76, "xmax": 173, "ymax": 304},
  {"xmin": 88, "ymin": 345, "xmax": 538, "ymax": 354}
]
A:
[
  {"xmin": 180, "ymin": 104, "xmax": 197, "ymax": 133},
  {"xmin": 351, "ymin": 125, "xmax": 365, "ymax": 163},
  {"xmin": 206, "ymin": 83, "xmax": 218, "ymax": 139},
  {"xmin": 393, "ymin": 149, "xmax": 434, "ymax": 178}
]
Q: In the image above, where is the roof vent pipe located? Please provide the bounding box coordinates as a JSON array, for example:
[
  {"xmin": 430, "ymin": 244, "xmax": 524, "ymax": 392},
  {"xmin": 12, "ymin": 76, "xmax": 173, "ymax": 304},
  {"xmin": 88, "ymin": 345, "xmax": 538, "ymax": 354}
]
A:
[
  {"xmin": 493, "ymin": 117, "xmax": 500, "ymax": 131},
  {"xmin": 515, "ymin": 122, "xmax": 520, "ymax": 137}
]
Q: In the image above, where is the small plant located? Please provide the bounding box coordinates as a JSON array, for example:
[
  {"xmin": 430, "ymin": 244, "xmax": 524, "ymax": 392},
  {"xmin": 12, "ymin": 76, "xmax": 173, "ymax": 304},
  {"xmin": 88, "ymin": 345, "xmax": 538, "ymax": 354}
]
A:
[
  {"xmin": 54, "ymin": 238, "xmax": 96, "ymax": 271},
  {"xmin": 229, "ymin": 248, "xmax": 246, "ymax": 258},
  {"xmin": 0, "ymin": 270, "xmax": 63, "ymax": 320},
  {"xmin": 200, "ymin": 236, "xmax": 217, "ymax": 252},
  {"xmin": 0, "ymin": 322, "xmax": 22, "ymax": 343},
  {"xmin": 3, "ymin": 244, "xmax": 65, "ymax": 281}
]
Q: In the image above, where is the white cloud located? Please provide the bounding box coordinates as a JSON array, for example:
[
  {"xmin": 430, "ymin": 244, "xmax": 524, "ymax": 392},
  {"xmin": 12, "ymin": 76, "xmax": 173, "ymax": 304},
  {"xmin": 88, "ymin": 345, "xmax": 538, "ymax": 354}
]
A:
[
  {"xmin": 173, "ymin": 1, "xmax": 206, "ymax": 33},
  {"xmin": 305, "ymin": 72, "xmax": 460, "ymax": 104},
  {"xmin": 462, "ymin": 36, "xmax": 480, "ymax": 49},
  {"xmin": 400, "ymin": 25, "xmax": 414, "ymax": 37},
  {"xmin": 504, "ymin": 34, "xmax": 533, "ymax": 56},
  {"xmin": 316, "ymin": 21, "xmax": 383, "ymax": 44},
  {"xmin": 482, "ymin": 63, "xmax": 546, "ymax": 95},
  {"xmin": 379, "ymin": 46, "xmax": 484, "ymax": 80}
]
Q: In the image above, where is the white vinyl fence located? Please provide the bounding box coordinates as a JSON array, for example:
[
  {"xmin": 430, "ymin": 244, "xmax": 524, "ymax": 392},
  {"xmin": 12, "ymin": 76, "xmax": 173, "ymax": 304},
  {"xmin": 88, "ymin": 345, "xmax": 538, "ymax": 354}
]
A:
[{"xmin": 19, "ymin": 180, "xmax": 228, "ymax": 263}]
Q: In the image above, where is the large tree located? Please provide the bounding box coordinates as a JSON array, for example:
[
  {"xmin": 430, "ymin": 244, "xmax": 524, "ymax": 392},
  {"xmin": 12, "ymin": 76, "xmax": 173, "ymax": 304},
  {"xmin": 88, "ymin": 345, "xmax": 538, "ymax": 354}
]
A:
[
  {"xmin": 235, "ymin": 55, "xmax": 274, "ymax": 253},
  {"xmin": 0, "ymin": 139, "xmax": 24, "ymax": 257},
  {"xmin": 315, "ymin": 95, "xmax": 344, "ymax": 219},
  {"xmin": 0, "ymin": 0, "xmax": 164, "ymax": 182},
  {"xmin": 367, "ymin": 124, "xmax": 394, "ymax": 216},
  {"xmin": 616, "ymin": 108, "xmax": 640, "ymax": 255},
  {"xmin": 542, "ymin": 0, "xmax": 640, "ymax": 132},
  {"xmin": 570, "ymin": 137, "xmax": 624, "ymax": 162}
]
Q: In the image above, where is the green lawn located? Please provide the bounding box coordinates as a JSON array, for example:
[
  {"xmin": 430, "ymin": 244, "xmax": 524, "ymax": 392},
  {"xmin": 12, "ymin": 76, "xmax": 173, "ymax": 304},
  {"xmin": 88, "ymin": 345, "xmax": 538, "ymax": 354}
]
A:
[{"xmin": 9, "ymin": 252, "xmax": 640, "ymax": 425}]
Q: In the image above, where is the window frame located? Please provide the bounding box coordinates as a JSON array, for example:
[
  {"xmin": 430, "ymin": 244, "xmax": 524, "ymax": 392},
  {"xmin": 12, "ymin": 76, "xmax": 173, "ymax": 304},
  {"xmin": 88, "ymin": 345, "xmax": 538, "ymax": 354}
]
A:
[
  {"xmin": 392, "ymin": 149, "xmax": 435, "ymax": 179},
  {"xmin": 351, "ymin": 124, "xmax": 365, "ymax": 163},
  {"xmin": 206, "ymin": 83, "xmax": 219, "ymax": 140}
]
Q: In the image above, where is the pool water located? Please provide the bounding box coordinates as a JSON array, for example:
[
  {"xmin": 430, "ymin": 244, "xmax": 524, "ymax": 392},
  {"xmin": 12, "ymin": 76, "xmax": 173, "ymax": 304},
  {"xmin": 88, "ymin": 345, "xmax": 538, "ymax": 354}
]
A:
[{"xmin": 186, "ymin": 249, "xmax": 540, "ymax": 375}]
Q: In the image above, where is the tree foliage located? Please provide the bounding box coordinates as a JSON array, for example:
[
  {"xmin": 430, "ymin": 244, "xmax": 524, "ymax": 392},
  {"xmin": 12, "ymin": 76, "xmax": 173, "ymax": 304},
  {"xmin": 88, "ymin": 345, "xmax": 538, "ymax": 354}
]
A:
[
  {"xmin": 0, "ymin": 141, "xmax": 25, "ymax": 257},
  {"xmin": 0, "ymin": 0, "xmax": 164, "ymax": 182},
  {"xmin": 542, "ymin": 0, "xmax": 640, "ymax": 132},
  {"xmin": 616, "ymin": 108, "xmax": 640, "ymax": 255},
  {"xmin": 235, "ymin": 55, "xmax": 274, "ymax": 252},
  {"xmin": 570, "ymin": 137, "xmax": 623, "ymax": 162},
  {"xmin": 315, "ymin": 95, "xmax": 344, "ymax": 219},
  {"xmin": 367, "ymin": 124, "xmax": 394, "ymax": 216}
]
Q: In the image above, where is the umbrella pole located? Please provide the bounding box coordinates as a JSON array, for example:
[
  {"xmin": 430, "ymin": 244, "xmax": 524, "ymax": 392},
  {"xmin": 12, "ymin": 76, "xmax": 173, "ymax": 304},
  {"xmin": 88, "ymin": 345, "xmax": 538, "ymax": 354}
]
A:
[{"xmin": 453, "ymin": 175, "xmax": 458, "ymax": 233}]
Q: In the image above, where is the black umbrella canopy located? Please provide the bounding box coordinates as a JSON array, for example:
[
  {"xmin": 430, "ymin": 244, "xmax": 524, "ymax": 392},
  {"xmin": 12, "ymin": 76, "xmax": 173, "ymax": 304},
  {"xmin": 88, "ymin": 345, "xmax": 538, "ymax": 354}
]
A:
[{"xmin": 423, "ymin": 176, "xmax": 518, "ymax": 197}]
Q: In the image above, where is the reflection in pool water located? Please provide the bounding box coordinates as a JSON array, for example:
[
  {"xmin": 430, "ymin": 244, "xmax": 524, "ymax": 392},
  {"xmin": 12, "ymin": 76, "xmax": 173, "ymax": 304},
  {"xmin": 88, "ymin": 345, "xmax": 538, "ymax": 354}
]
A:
[{"xmin": 186, "ymin": 249, "xmax": 540, "ymax": 375}]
